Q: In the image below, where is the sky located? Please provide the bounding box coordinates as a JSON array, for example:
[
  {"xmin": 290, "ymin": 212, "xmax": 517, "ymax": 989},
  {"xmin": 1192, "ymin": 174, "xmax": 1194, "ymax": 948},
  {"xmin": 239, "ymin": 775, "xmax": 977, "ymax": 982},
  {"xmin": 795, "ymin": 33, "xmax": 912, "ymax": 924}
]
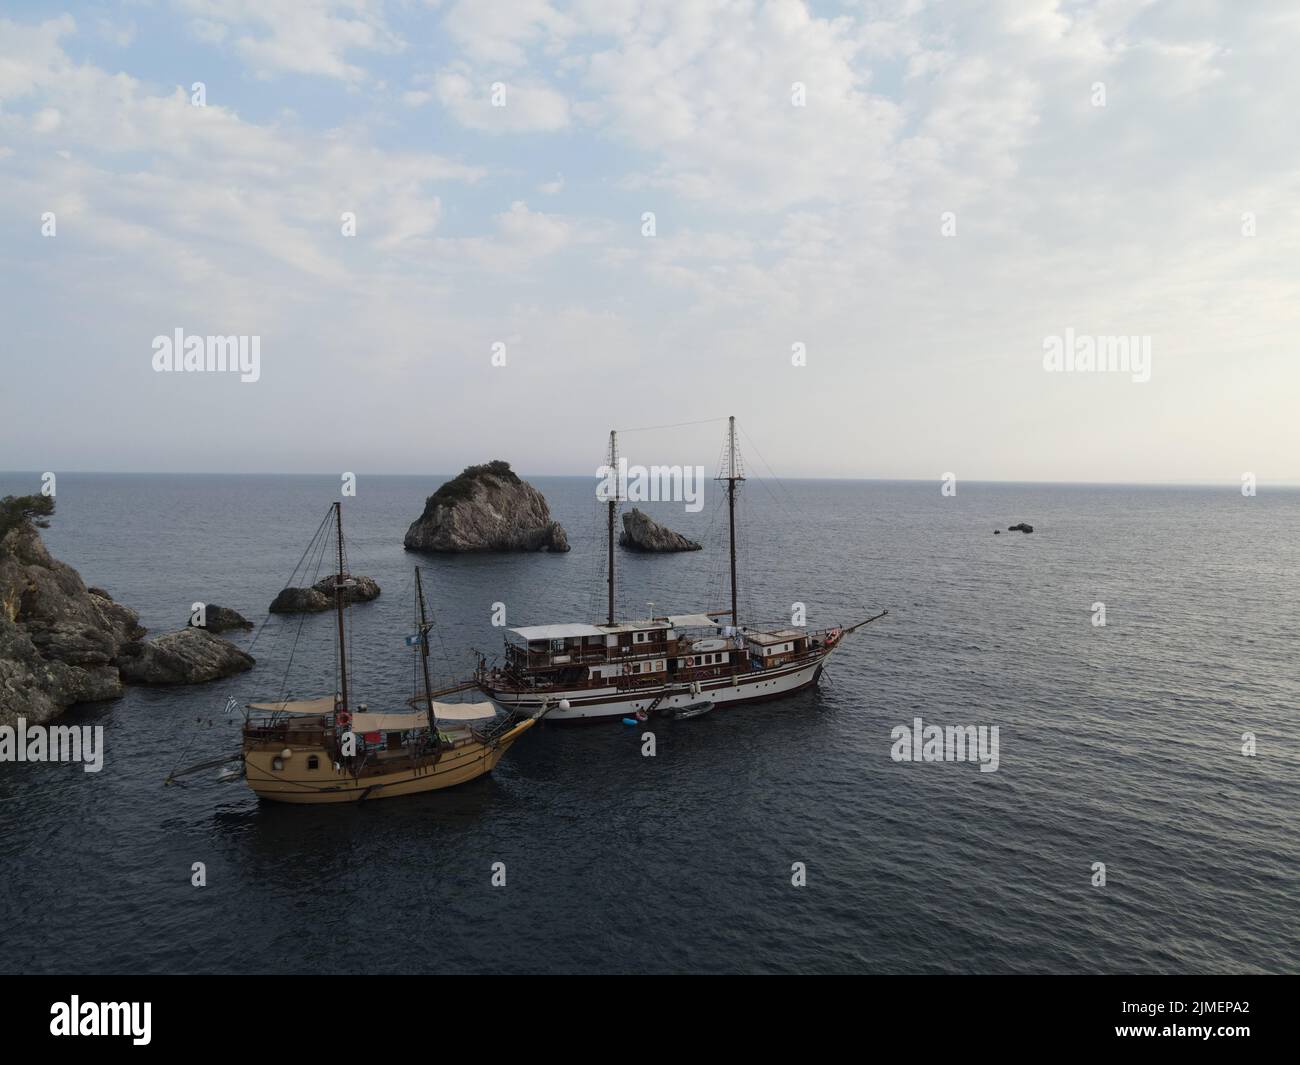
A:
[{"xmin": 0, "ymin": 0, "xmax": 1297, "ymax": 483}]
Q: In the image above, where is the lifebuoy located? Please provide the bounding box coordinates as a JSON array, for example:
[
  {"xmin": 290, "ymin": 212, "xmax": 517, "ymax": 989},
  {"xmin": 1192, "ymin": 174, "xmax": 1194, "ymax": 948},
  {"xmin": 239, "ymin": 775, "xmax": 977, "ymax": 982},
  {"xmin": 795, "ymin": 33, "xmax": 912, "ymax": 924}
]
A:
[{"xmin": 336, "ymin": 711, "xmax": 352, "ymax": 730}]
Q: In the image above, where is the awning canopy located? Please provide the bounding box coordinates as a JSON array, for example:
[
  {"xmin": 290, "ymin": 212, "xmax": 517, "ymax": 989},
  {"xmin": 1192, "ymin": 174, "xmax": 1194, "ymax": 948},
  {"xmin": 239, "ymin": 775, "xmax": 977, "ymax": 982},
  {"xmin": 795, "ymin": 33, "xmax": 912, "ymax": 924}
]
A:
[
  {"xmin": 352, "ymin": 702, "xmax": 498, "ymax": 732},
  {"xmin": 248, "ymin": 697, "xmax": 497, "ymax": 728},
  {"xmin": 509, "ymin": 623, "xmax": 607, "ymax": 641},
  {"xmin": 430, "ymin": 701, "xmax": 497, "ymax": 722},
  {"xmin": 665, "ymin": 613, "xmax": 723, "ymax": 629},
  {"xmin": 246, "ymin": 696, "xmax": 334, "ymax": 715},
  {"xmin": 351, "ymin": 711, "xmax": 427, "ymax": 732}
]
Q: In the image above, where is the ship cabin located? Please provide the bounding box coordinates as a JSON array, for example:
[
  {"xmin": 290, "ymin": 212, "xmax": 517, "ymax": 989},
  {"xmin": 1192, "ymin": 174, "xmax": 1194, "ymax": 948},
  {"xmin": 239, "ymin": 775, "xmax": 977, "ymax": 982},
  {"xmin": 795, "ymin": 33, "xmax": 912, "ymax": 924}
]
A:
[
  {"xmin": 742, "ymin": 629, "xmax": 811, "ymax": 669},
  {"xmin": 502, "ymin": 613, "xmax": 732, "ymax": 689}
]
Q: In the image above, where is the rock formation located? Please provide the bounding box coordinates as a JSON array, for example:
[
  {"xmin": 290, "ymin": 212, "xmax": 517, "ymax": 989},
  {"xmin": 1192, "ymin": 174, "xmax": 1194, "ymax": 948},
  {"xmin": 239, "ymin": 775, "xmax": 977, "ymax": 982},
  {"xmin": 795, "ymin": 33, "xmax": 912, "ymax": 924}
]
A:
[
  {"xmin": 0, "ymin": 501, "xmax": 255, "ymax": 727},
  {"xmin": 189, "ymin": 604, "xmax": 254, "ymax": 632},
  {"xmin": 118, "ymin": 628, "xmax": 255, "ymax": 685},
  {"xmin": 1008, "ymin": 523, "xmax": 1034, "ymax": 534},
  {"xmin": 619, "ymin": 508, "xmax": 702, "ymax": 552},
  {"xmin": 403, "ymin": 461, "xmax": 570, "ymax": 552},
  {"xmin": 269, "ymin": 575, "xmax": 381, "ymax": 614}
]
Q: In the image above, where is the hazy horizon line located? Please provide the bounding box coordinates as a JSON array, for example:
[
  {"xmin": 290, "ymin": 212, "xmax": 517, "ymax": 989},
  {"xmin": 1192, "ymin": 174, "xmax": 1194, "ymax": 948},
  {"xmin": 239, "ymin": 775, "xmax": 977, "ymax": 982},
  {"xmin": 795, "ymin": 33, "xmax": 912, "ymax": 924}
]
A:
[{"xmin": 3, "ymin": 469, "xmax": 1298, "ymax": 490}]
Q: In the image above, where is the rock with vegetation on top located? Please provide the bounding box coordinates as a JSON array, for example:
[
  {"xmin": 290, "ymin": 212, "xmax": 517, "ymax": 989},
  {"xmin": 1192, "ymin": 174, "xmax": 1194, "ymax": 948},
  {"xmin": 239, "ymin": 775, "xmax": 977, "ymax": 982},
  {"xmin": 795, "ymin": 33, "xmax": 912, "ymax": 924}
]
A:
[
  {"xmin": 188, "ymin": 604, "xmax": 254, "ymax": 632},
  {"xmin": 403, "ymin": 461, "xmax": 570, "ymax": 552},
  {"xmin": 619, "ymin": 508, "xmax": 702, "ymax": 552},
  {"xmin": 117, "ymin": 628, "xmax": 255, "ymax": 685},
  {"xmin": 1008, "ymin": 523, "xmax": 1034, "ymax": 534}
]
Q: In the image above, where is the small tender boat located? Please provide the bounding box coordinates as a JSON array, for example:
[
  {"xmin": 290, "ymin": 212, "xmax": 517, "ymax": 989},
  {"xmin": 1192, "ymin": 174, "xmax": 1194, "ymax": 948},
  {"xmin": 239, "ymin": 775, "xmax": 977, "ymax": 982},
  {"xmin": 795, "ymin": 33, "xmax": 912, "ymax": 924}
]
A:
[{"xmin": 669, "ymin": 700, "xmax": 714, "ymax": 720}]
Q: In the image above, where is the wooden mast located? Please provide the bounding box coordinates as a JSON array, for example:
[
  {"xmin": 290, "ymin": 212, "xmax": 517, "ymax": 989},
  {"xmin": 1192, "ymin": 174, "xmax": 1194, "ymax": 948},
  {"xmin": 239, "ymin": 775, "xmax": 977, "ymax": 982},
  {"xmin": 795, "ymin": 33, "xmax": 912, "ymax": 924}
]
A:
[
  {"xmin": 607, "ymin": 429, "xmax": 617, "ymax": 626},
  {"xmin": 333, "ymin": 501, "xmax": 349, "ymax": 717},
  {"xmin": 726, "ymin": 415, "xmax": 743, "ymax": 625},
  {"xmin": 414, "ymin": 566, "xmax": 440, "ymax": 741}
]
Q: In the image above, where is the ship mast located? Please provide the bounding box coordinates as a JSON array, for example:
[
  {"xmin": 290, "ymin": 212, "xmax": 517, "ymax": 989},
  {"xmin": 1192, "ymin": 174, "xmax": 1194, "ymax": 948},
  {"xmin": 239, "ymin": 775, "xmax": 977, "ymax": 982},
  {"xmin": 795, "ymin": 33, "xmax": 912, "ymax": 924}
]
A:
[
  {"xmin": 414, "ymin": 566, "xmax": 439, "ymax": 741},
  {"xmin": 725, "ymin": 415, "xmax": 744, "ymax": 625},
  {"xmin": 606, "ymin": 429, "xmax": 618, "ymax": 626},
  {"xmin": 333, "ymin": 501, "xmax": 349, "ymax": 719}
]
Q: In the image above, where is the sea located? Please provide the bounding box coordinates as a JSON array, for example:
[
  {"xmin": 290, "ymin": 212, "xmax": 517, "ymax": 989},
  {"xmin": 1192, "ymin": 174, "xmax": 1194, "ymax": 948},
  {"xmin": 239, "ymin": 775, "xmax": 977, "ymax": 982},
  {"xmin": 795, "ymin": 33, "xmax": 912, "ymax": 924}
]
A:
[{"xmin": 0, "ymin": 471, "xmax": 1296, "ymax": 974}]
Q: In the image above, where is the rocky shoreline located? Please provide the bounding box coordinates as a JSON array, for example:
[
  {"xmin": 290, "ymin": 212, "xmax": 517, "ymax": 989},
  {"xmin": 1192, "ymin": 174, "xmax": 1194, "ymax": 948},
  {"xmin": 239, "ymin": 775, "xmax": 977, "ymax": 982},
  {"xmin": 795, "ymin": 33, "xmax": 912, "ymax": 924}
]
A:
[{"xmin": 0, "ymin": 500, "xmax": 254, "ymax": 728}]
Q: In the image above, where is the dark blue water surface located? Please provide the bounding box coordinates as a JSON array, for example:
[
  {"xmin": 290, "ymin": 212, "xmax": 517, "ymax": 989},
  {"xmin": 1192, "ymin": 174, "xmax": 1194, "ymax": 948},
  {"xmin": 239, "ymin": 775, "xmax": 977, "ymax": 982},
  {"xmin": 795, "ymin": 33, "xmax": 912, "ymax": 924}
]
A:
[{"xmin": 0, "ymin": 472, "xmax": 1296, "ymax": 974}]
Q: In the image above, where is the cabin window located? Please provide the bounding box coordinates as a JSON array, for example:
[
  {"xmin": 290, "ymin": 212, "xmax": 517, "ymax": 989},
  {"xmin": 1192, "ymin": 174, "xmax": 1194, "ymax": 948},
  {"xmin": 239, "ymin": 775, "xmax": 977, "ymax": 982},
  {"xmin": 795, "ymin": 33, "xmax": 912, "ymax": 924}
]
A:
[{"xmin": 307, "ymin": 755, "xmax": 319, "ymax": 770}]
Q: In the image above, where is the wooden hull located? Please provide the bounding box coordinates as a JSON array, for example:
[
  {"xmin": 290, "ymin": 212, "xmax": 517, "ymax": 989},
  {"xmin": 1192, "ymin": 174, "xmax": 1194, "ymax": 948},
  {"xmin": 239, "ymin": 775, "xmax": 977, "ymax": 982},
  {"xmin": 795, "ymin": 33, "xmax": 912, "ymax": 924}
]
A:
[{"xmin": 243, "ymin": 718, "xmax": 536, "ymax": 804}]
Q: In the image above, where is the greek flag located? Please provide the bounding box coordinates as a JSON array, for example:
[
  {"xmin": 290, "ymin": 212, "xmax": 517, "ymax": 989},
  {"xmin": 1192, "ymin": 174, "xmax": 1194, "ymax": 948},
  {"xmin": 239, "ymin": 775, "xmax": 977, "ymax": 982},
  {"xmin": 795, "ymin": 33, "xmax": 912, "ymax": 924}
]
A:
[
  {"xmin": 405, "ymin": 632, "xmax": 425, "ymax": 647},
  {"xmin": 223, "ymin": 696, "xmax": 239, "ymax": 717}
]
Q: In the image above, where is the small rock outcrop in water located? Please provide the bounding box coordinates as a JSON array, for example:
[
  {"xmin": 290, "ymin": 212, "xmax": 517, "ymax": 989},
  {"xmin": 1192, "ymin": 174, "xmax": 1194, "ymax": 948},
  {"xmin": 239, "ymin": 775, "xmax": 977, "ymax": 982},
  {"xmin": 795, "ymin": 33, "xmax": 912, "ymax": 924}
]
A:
[
  {"xmin": 188, "ymin": 604, "xmax": 254, "ymax": 632},
  {"xmin": 403, "ymin": 461, "xmax": 570, "ymax": 552},
  {"xmin": 619, "ymin": 508, "xmax": 702, "ymax": 552},
  {"xmin": 269, "ymin": 575, "xmax": 381, "ymax": 614},
  {"xmin": 1008, "ymin": 523, "xmax": 1034, "ymax": 533},
  {"xmin": 0, "ymin": 495, "xmax": 256, "ymax": 727},
  {"xmin": 118, "ymin": 628, "xmax": 254, "ymax": 685}
]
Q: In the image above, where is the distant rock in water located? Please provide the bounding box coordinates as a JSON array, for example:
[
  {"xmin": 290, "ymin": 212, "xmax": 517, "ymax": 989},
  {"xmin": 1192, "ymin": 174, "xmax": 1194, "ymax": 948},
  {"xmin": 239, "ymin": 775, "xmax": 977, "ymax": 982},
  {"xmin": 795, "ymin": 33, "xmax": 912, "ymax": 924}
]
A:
[
  {"xmin": 118, "ymin": 628, "xmax": 254, "ymax": 685},
  {"xmin": 993, "ymin": 530, "xmax": 1001, "ymax": 535},
  {"xmin": 403, "ymin": 461, "xmax": 570, "ymax": 552},
  {"xmin": 1008, "ymin": 523, "xmax": 1034, "ymax": 534},
  {"xmin": 269, "ymin": 586, "xmax": 330, "ymax": 614},
  {"xmin": 189, "ymin": 604, "xmax": 253, "ymax": 632},
  {"xmin": 320, "ymin": 575, "xmax": 381, "ymax": 604},
  {"xmin": 619, "ymin": 508, "xmax": 702, "ymax": 552},
  {"xmin": 269, "ymin": 575, "xmax": 381, "ymax": 614}
]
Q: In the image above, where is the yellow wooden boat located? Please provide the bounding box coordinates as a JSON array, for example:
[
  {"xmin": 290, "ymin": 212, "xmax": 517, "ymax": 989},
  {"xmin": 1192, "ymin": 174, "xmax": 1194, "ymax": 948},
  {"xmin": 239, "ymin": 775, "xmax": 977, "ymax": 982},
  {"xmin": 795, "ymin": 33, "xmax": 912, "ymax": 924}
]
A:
[
  {"xmin": 171, "ymin": 502, "xmax": 538, "ymax": 804},
  {"xmin": 241, "ymin": 701, "xmax": 536, "ymax": 804}
]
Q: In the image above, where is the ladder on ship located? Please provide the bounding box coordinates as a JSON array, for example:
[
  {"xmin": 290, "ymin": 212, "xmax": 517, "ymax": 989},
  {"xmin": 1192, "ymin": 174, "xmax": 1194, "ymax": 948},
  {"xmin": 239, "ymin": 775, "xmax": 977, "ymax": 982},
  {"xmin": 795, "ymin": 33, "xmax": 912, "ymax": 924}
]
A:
[{"xmin": 644, "ymin": 683, "xmax": 696, "ymax": 716}]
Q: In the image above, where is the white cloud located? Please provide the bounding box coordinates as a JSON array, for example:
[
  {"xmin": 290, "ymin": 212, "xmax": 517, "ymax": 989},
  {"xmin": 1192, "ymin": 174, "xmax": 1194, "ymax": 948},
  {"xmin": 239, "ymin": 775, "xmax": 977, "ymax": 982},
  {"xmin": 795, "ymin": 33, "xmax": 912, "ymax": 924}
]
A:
[
  {"xmin": 3, "ymin": 2, "xmax": 1300, "ymax": 481},
  {"xmin": 435, "ymin": 66, "xmax": 571, "ymax": 132},
  {"xmin": 175, "ymin": 0, "xmax": 402, "ymax": 82}
]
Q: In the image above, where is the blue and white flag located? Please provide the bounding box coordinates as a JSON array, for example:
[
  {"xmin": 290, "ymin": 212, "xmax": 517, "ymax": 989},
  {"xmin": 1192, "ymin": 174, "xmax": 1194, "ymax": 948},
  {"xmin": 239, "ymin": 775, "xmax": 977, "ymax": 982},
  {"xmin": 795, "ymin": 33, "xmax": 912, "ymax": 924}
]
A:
[{"xmin": 405, "ymin": 632, "xmax": 425, "ymax": 647}]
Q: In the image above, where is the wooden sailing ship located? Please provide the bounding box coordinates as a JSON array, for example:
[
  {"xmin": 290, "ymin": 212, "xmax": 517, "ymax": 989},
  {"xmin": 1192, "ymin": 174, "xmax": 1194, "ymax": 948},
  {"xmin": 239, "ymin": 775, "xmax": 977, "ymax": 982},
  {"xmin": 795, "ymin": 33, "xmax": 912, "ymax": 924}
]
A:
[
  {"xmin": 173, "ymin": 503, "xmax": 538, "ymax": 803},
  {"xmin": 476, "ymin": 417, "xmax": 885, "ymax": 722}
]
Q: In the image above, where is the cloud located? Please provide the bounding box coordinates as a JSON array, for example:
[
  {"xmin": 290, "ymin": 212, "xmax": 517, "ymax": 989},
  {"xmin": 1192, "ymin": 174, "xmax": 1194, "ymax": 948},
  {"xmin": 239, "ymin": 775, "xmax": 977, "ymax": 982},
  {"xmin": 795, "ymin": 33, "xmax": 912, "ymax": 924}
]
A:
[
  {"xmin": 3, "ymin": 2, "xmax": 1300, "ymax": 481},
  {"xmin": 434, "ymin": 66, "xmax": 571, "ymax": 132},
  {"xmin": 175, "ymin": 0, "xmax": 402, "ymax": 82}
]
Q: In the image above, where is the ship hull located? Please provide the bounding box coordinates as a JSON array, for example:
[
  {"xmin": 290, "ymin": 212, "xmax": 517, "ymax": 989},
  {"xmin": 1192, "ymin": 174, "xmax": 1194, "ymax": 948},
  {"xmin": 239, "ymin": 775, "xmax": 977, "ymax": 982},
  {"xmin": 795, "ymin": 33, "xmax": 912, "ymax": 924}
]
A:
[
  {"xmin": 243, "ymin": 718, "xmax": 535, "ymax": 803},
  {"xmin": 484, "ymin": 654, "xmax": 830, "ymax": 722}
]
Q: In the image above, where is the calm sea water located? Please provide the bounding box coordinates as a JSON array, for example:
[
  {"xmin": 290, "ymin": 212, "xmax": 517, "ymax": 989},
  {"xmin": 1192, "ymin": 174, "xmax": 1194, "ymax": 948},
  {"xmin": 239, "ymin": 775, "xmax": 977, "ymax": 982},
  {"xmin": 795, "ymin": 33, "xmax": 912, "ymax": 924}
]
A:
[{"xmin": 0, "ymin": 472, "xmax": 1297, "ymax": 974}]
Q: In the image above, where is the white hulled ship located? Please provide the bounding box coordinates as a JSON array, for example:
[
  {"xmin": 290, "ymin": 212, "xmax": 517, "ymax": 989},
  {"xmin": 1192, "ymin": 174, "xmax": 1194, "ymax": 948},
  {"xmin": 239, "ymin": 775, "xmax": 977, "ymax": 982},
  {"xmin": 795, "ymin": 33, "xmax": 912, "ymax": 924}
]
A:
[{"xmin": 476, "ymin": 418, "xmax": 885, "ymax": 722}]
